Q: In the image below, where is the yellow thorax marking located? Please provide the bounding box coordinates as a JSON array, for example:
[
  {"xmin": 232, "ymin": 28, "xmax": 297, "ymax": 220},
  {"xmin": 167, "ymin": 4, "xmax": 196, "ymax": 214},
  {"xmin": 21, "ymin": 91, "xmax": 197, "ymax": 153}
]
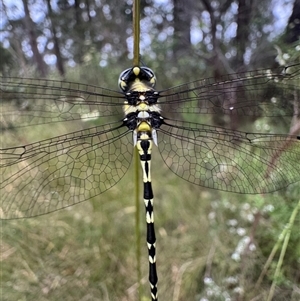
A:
[
  {"xmin": 139, "ymin": 103, "xmax": 148, "ymax": 110},
  {"xmin": 123, "ymin": 100, "xmax": 150, "ymax": 114},
  {"xmin": 138, "ymin": 121, "xmax": 151, "ymax": 132}
]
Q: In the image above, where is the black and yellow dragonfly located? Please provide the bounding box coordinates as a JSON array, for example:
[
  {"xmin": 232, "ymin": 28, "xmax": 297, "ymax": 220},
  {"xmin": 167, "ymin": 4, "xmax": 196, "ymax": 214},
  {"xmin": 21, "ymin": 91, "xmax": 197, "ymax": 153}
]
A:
[{"xmin": 1, "ymin": 63, "xmax": 300, "ymax": 300}]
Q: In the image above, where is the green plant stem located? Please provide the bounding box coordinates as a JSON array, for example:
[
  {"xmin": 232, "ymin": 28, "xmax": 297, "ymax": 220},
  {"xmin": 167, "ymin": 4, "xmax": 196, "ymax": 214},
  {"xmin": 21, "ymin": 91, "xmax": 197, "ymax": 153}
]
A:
[
  {"xmin": 133, "ymin": 0, "xmax": 140, "ymax": 66},
  {"xmin": 266, "ymin": 198, "xmax": 300, "ymax": 301},
  {"xmin": 133, "ymin": 1, "xmax": 141, "ymax": 298}
]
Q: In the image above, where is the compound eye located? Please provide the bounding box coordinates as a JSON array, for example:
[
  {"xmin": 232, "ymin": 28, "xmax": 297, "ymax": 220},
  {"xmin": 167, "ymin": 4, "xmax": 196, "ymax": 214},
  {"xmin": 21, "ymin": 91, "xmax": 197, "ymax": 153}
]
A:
[
  {"xmin": 118, "ymin": 68, "xmax": 132, "ymax": 91},
  {"xmin": 118, "ymin": 66, "xmax": 157, "ymax": 92},
  {"xmin": 141, "ymin": 67, "xmax": 156, "ymax": 88}
]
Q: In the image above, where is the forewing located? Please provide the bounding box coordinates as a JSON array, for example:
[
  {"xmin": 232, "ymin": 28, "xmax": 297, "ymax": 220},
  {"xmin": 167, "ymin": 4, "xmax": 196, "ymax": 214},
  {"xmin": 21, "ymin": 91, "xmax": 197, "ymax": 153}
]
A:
[
  {"xmin": 0, "ymin": 76, "xmax": 125, "ymax": 129},
  {"xmin": 159, "ymin": 64, "xmax": 300, "ymax": 118}
]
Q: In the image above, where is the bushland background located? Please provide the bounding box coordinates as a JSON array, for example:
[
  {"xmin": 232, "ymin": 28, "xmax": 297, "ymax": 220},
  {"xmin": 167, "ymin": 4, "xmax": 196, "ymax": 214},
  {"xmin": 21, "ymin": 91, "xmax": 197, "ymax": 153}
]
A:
[{"xmin": 1, "ymin": 0, "xmax": 300, "ymax": 300}]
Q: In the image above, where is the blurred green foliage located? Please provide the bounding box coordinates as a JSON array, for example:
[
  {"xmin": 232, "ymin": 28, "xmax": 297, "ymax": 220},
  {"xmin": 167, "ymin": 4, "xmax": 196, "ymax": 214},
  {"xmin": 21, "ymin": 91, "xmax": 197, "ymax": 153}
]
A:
[{"xmin": 1, "ymin": 0, "xmax": 300, "ymax": 300}]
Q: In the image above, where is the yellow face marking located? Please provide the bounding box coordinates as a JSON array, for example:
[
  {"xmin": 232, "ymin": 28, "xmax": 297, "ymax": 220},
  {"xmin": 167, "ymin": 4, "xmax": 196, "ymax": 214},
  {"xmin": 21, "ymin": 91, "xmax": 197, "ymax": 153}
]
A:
[{"xmin": 133, "ymin": 66, "xmax": 140, "ymax": 76}]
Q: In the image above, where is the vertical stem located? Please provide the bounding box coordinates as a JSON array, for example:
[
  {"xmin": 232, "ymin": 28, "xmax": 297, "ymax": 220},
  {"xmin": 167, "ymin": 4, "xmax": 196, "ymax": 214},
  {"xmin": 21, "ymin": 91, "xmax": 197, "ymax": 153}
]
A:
[
  {"xmin": 133, "ymin": 0, "xmax": 140, "ymax": 66},
  {"xmin": 133, "ymin": 1, "xmax": 141, "ymax": 298},
  {"xmin": 266, "ymin": 198, "xmax": 300, "ymax": 301}
]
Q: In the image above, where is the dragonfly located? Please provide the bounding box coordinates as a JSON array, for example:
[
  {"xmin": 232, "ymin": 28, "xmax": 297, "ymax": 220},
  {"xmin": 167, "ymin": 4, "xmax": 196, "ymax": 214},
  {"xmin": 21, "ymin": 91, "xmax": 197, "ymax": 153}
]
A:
[{"xmin": 1, "ymin": 63, "xmax": 300, "ymax": 301}]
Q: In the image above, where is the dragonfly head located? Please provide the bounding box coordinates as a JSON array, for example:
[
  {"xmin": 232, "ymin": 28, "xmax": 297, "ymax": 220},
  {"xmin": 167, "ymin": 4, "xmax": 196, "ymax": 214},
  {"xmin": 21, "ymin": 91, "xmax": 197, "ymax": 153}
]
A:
[{"xmin": 118, "ymin": 66, "xmax": 156, "ymax": 92}]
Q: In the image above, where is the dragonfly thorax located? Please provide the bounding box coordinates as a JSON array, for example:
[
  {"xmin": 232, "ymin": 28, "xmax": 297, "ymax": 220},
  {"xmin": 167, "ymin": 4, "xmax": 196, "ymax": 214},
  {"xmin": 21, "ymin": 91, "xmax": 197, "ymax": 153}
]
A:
[
  {"xmin": 121, "ymin": 67, "xmax": 162, "ymax": 146},
  {"xmin": 123, "ymin": 109, "xmax": 163, "ymax": 146}
]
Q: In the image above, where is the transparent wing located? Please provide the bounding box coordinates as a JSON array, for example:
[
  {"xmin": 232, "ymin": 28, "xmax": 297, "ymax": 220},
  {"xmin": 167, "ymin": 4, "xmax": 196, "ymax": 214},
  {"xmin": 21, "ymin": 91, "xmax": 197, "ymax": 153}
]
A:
[
  {"xmin": 157, "ymin": 119, "xmax": 300, "ymax": 194},
  {"xmin": 0, "ymin": 76, "xmax": 125, "ymax": 129},
  {"xmin": 1, "ymin": 64, "xmax": 300, "ymax": 219},
  {"xmin": 159, "ymin": 64, "xmax": 300, "ymax": 118},
  {"xmin": 0, "ymin": 122, "xmax": 133, "ymax": 219}
]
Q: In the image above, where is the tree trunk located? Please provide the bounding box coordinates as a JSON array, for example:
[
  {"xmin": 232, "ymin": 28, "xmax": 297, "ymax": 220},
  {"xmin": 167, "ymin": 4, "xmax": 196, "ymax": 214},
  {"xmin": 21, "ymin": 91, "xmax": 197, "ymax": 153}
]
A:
[
  {"xmin": 1, "ymin": 1, "xmax": 27, "ymax": 74},
  {"xmin": 85, "ymin": 0, "xmax": 92, "ymax": 23},
  {"xmin": 201, "ymin": 0, "xmax": 227, "ymax": 79},
  {"xmin": 173, "ymin": 0, "xmax": 192, "ymax": 59},
  {"xmin": 21, "ymin": 0, "xmax": 48, "ymax": 77},
  {"xmin": 73, "ymin": 0, "xmax": 85, "ymax": 63},
  {"xmin": 234, "ymin": 0, "xmax": 253, "ymax": 70},
  {"xmin": 284, "ymin": 0, "xmax": 300, "ymax": 43},
  {"xmin": 46, "ymin": 0, "xmax": 65, "ymax": 76}
]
